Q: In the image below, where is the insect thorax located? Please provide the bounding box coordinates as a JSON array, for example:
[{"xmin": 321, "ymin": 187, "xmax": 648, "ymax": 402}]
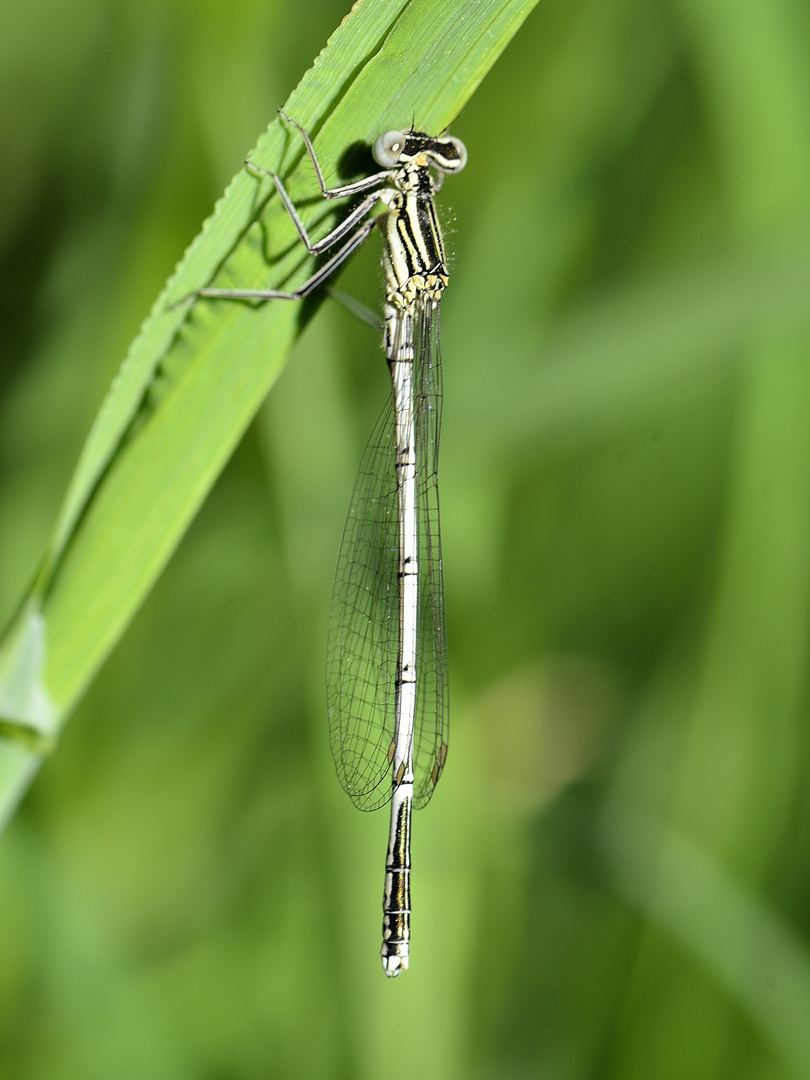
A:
[{"xmin": 382, "ymin": 166, "xmax": 448, "ymax": 309}]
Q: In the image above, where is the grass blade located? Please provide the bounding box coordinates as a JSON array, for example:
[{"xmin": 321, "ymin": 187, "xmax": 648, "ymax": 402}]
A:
[{"xmin": 0, "ymin": 0, "xmax": 538, "ymax": 828}]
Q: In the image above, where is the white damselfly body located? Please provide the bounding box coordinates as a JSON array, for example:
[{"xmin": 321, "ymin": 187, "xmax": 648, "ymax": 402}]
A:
[{"xmin": 196, "ymin": 113, "xmax": 467, "ymax": 976}]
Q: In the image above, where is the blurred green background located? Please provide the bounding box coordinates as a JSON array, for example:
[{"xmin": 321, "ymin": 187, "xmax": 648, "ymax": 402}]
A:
[{"xmin": 3, "ymin": 0, "xmax": 810, "ymax": 1077}]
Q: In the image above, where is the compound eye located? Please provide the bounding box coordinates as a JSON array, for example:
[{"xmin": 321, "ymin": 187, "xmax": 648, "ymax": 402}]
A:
[
  {"xmin": 439, "ymin": 136, "xmax": 467, "ymax": 173},
  {"xmin": 373, "ymin": 129, "xmax": 407, "ymax": 168}
]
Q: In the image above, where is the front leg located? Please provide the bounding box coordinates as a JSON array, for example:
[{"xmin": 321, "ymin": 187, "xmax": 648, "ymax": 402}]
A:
[{"xmin": 277, "ymin": 111, "xmax": 393, "ymax": 199}]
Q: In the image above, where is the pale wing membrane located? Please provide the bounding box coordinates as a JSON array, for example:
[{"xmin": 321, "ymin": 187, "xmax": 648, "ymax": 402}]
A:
[
  {"xmin": 326, "ymin": 300, "xmax": 449, "ymax": 813},
  {"xmin": 412, "ymin": 300, "xmax": 449, "ymax": 809},
  {"xmin": 326, "ymin": 395, "xmax": 400, "ymax": 810}
]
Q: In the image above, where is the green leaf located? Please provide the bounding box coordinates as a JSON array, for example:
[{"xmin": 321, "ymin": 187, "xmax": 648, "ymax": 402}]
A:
[{"xmin": 0, "ymin": 0, "xmax": 539, "ymax": 827}]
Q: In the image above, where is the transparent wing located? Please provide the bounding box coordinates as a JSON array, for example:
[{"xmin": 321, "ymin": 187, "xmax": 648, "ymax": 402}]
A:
[
  {"xmin": 326, "ymin": 397, "xmax": 400, "ymax": 811},
  {"xmin": 326, "ymin": 298, "xmax": 449, "ymax": 812},
  {"xmin": 411, "ymin": 301, "xmax": 449, "ymax": 809}
]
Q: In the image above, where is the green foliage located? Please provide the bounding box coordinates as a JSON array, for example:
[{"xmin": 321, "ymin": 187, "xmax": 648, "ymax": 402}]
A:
[
  {"xmin": 2, "ymin": 0, "xmax": 810, "ymax": 1077},
  {"xmin": 0, "ymin": 0, "xmax": 536, "ymax": 819}
]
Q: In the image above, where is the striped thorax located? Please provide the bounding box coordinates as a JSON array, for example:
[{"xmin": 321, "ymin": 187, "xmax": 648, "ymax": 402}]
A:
[{"xmin": 376, "ymin": 131, "xmax": 465, "ymax": 312}]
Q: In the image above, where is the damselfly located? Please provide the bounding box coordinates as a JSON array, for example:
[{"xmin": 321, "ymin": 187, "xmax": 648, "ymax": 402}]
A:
[{"xmin": 197, "ymin": 113, "xmax": 466, "ymax": 976}]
